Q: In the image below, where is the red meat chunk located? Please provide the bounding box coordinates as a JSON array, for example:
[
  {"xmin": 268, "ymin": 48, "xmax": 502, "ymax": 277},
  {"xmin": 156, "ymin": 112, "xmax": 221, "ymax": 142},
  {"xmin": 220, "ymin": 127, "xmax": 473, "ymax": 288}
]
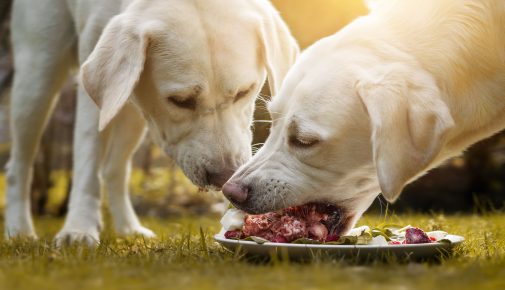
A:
[
  {"xmin": 308, "ymin": 222, "xmax": 328, "ymax": 241},
  {"xmin": 242, "ymin": 212, "xmax": 281, "ymax": 236},
  {"xmin": 229, "ymin": 203, "xmax": 343, "ymax": 243},
  {"xmin": 405, "ymin": 227, "xmax": 432, "ymax": 244},
  {"xmin": 224, "ymin": 230, "xmax": 244, "ymax": 239},
  {"xmin": 270, "ymin": 216, "xmax": 308, "ymax": 242}
]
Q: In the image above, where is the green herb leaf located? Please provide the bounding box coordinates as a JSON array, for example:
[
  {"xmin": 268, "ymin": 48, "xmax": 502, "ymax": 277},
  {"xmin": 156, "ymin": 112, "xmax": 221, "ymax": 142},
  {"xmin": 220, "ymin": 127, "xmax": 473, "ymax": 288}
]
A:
[
  {"xmin": 333, "ymin": 236, "xmax": 358, "ymax": 245},
  {"xmin": 371, "ymin": 229, "xmax": 392, "ymax": 241},
  {"xmin": 249, "ymin": 236, "xmax": 270, "ymax": 244},
  {"xmin": 291, "ymin": 238, "xmax": 321, "ymax": 244}
]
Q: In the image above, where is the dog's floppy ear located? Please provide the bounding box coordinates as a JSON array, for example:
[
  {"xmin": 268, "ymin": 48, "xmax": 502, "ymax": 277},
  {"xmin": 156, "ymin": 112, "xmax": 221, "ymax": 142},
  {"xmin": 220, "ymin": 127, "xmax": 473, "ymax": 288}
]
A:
[
  {"xmin": 356, "ymin": 64, "xmax": 454, "ymax": 203},
  {"xmin": 259, "ymin": 10, "xmax": 299, "ymax": 96},
  {"xmin": 81, "ymin": 15, "xmax": 160, "ymax": 131}
]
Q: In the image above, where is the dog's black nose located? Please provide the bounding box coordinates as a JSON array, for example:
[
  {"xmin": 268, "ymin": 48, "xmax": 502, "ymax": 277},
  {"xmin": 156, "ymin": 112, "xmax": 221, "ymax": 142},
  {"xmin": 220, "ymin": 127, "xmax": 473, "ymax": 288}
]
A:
[
  {"xmin": 206, "ymin": 169, "xmax": 234, "ymax": 189},
  {"xmin": 222, "ymin": 182, "xmax": 248, "ymax": 204}
]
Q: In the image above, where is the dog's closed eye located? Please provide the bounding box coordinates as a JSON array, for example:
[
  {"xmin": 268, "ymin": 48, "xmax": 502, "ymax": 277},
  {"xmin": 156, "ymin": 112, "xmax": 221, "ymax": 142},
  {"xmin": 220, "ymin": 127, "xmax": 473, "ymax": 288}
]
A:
[
  {"xmin": 287, "ymin": 119, "xmax": 321, "ymax": 149},
  {"xmin": 234, "ymin": 83, "xmax": 256, "ymax": 103},
  {"xmin": 288, "ymin": 135, "xmax": 320, "ymax": 148},
  {"xmin": 166, "ymin": 96, "xmax": 197, "ymax": 110}
]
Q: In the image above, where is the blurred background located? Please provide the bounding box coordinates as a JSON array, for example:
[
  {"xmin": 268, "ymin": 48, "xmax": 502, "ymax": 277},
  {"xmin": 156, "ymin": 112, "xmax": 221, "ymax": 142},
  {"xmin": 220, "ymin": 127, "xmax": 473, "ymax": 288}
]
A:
[{"xmin": 0, "ymin": 0, "xmax": 503, "ymax": 219}]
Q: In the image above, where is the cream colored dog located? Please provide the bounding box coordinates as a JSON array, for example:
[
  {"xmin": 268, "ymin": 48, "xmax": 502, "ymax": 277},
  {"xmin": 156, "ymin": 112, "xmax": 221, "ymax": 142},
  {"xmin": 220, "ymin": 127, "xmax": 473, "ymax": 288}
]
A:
[
  {"xmin": 6, "ymin": 0, "xmax": 297, "ymax": 245},
  {"xmin": 223, "ymin": 0, "xmax": 505, "ymax": 235}
]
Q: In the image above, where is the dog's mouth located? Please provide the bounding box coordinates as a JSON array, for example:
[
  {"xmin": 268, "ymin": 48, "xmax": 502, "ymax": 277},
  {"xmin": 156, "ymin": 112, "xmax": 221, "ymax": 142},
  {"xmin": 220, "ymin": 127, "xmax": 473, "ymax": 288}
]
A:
[
  {"xmin": 287, "ymin": 202, "xmax": 355, "ymax": 240},
  {"xmin": 236, "ymin": 202, "xmax": 355, "ymax": 242},
  {"xmin": 302, "ymin": 202, "xmax": 354, "ymax": 236}
]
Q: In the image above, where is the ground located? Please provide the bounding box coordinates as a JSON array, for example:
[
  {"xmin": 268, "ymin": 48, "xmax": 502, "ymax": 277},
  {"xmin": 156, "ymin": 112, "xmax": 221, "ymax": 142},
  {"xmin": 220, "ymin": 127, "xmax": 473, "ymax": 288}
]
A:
[{"xmin": 1, "ymin": 212, "xmax": 505, "ymax": 290}]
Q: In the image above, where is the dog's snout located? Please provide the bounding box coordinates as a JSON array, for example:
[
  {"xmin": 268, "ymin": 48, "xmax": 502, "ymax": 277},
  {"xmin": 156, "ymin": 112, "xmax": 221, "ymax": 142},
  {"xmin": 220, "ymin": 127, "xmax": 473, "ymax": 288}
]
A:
[
  {"xmin": 206, "ymin": 169, "xmax": 235, "ymax": 189},
  {"xmin": 222, "ymin": 182, "xmax": 249, "ymax": 204}
]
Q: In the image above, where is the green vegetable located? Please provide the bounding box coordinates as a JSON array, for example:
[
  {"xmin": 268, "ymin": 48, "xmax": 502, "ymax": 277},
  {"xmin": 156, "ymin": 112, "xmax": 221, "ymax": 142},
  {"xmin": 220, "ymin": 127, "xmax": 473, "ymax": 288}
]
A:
[
  {"xmin": 291, "ymin": 238, "xmax": 322, "ymax": 244},
  {"xmin": 249, "ymin": 236, "xmax": 270, "ymax": 244}
]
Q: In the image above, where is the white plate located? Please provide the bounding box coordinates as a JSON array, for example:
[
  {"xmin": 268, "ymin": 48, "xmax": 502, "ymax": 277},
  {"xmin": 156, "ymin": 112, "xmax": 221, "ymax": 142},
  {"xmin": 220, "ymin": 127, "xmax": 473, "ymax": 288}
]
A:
[{"xmin": 214, "ymin": 232, "xmax": 465, "ymax": 260}]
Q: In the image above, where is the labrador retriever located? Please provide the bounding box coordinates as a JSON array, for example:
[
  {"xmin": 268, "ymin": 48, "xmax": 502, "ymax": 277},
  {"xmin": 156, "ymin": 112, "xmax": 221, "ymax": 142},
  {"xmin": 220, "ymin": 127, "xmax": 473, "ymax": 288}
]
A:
[
  {"xmin": 6, "ymin": 0, "xmax": 298, "ymax": 245},
  {"xmin": 223, "ymin": 0, "xmax": 505, "ymax": 236}
]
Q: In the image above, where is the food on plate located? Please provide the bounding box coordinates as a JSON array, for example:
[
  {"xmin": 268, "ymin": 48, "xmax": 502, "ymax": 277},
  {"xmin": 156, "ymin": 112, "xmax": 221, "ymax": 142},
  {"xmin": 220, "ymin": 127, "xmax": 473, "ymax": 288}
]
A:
[
  {"xmin": 405, "ymin": 227, "xmax": 432, "ymax": 244},
  {"xmin": 220, "ymin": 207, "xmax": 453, "ymax": 245},
  {"xmin": 221, "ymin": 203, "xmax": 344, "ymax": 243}
]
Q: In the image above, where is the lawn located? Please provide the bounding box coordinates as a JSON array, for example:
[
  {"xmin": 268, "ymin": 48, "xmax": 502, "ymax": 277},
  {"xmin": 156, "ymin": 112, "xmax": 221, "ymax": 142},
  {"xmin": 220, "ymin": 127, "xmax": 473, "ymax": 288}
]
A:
[{"xmin": 1, "ymin": 212, "xmax": 505, "ymax": 290}]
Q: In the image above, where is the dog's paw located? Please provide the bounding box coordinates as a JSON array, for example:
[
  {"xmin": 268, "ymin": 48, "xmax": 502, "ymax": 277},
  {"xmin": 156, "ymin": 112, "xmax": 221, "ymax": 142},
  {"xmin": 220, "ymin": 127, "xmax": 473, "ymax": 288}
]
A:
[
  {"xmin": 116, "ymin": 225, "xmax": 157, "ymax": 238},
  {"xmin": 54, "ymin": 229, "xmax": 100, "ymax": 248},
  {"xmin": 4, "ymin": 228, "xmax": 38, "ymax": 240},
  {"xmin": 4, "ymin": 212, "xmax": 38, "ymax": 240}
]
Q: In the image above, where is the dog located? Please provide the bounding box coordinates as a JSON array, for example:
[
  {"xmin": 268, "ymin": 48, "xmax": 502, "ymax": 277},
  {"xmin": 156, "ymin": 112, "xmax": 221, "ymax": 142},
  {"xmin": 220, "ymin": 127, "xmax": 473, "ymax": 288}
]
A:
[
  {"xmin": 222, "ymin": 0, "xmax": 505, "ymax": 235},
  {"xmin": 5, "ymin": 0, "xmax": 298, "ymax": 245}
]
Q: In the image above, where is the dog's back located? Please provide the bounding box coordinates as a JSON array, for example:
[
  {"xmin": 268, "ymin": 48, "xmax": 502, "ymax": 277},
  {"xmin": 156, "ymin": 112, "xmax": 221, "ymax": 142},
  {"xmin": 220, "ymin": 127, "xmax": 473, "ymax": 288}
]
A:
[{"xmin": 355, "ymin": 0, "xmax": 505, "ymax": 153}]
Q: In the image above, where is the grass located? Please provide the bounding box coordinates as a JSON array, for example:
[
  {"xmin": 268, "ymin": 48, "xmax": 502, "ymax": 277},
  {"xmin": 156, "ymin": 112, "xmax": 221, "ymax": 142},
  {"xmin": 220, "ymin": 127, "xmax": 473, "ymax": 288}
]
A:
[{"xmin": 1, "ymin": 213, "xmax": 505, "ymax": 290}]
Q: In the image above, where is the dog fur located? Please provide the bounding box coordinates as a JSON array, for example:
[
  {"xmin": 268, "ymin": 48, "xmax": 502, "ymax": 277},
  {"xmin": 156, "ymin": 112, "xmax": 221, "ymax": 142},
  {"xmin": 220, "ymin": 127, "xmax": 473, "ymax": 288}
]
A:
[
  {"xmin": 6, "ymin": 0, "xmax": 298, "ymax": 245},
  {"xmin": 223, "ymin": 0, "xmax": 505, "ymax": 234}
]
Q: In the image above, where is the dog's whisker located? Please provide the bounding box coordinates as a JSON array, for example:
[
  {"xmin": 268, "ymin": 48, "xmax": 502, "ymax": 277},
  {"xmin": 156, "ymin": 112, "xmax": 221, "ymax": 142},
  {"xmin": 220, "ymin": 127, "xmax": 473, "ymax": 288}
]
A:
[
  {"xmin": 252, "ymin": 143, "xmax": 265, "ymax": 148},
  {"xmin": 376, "ymin": 195, "xmax": 384, "ymax": 217},
  {"xmin": 257, "ymin": 94, "xmax": 271, "ymax": 103}
]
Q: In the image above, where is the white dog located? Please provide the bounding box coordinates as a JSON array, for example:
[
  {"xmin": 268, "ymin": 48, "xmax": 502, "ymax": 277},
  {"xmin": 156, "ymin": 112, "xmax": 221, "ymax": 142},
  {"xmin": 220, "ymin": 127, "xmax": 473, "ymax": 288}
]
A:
[
  {"xmin": 6, "ymin": 0, "xmax": 298, "ymax": 245},
  {"xmin": 223, "ymin": 0, "xmax": 505, "ymax": 235}
]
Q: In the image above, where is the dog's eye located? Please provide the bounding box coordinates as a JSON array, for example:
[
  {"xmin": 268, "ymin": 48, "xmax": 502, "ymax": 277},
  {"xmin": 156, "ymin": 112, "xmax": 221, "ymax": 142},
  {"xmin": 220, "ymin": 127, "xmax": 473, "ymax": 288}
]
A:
[
  {"xmin": 166, "ymin": 96, "xmax": 197, "ymax": 110},
  {"xmin": 288, "ymin": 135, "xmax": 320, "ymax": 148},
  {"xmin": 234, "ymin": 84, "xmax": 256, "ymax": 103},
  {"xmin": 234, "ymin": 90, "xmax": 250, "ymax": 102}
]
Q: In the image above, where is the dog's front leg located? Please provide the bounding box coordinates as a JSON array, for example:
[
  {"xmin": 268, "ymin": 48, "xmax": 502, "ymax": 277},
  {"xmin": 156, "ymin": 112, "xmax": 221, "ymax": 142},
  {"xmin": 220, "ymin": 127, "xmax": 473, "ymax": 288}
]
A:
[
  {"xmin": 100, "ymin": 103, "xmax": 154, "ymax": 238},
  {"xmin": 55, "ymin": 87, "xmax": 103, "ymax": 247},
  {"xmin": 5, "ymin": 0, "xmax": 76, "ymax": 239}
]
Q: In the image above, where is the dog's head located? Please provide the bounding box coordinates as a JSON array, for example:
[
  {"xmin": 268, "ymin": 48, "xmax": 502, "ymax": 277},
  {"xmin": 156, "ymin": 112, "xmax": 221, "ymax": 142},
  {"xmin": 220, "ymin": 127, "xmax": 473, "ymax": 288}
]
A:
[
  {"xmin": 81, "ymin": 0, "xmax": 298, "ymax": 189},
  {"xmin": 223, "ymin": 40, "xmax": 454, "ymax": 234}
]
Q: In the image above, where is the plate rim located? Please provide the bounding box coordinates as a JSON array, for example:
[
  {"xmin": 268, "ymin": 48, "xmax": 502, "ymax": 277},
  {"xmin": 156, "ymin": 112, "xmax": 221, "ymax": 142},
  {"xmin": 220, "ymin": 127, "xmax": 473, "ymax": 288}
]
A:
[{"xmin": 214, "ymin": 233, "xmax": 465, "ymax": 249}]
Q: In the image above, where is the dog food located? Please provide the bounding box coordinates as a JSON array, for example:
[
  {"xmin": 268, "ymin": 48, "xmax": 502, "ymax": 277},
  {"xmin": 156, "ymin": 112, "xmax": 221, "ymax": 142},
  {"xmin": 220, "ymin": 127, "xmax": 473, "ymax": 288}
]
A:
[{"xmin": 221, "ymin": 207, "xmax": 449, "ymax": 245}]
